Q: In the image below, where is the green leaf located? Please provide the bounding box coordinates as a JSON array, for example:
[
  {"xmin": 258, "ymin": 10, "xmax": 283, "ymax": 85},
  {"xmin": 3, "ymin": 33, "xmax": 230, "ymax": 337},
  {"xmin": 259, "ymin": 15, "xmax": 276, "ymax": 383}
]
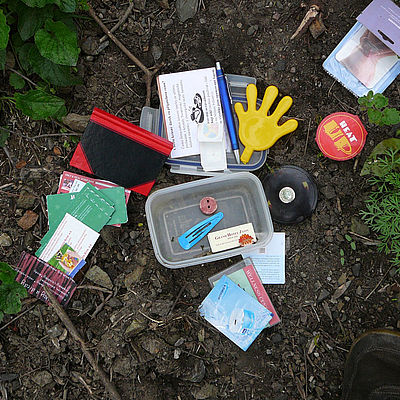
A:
[
  {"xmin": 368, "ymin": 108, "xmax": 382, "ymax": 125},
  {"xmin": 361, "ymin": 138, "xmax": 400, "ymax": 176},
  {"xmin": 0, "ymin": 9, "xmax": 10, "ymax": 49},
  {"xmin": 17, "ymin": 4, "xmax": 53, "ymax": 41},
  {"xmin": 0, "ymin": 263, "xmax": 17, "ymax": 284},
  {"xmin": 54, "ymin": 0, "xmax": 76, "ymax": 12},
  {"xmin": 358, "ymin": 96, "xmax": 369, "ymax": 107},
  {"xmin": 0, "ymin": 282, "xmax": 27, "ymax": 314},
  {"xmin": 35, "ymin": 19, "xmax": 79, "ymax": 66},
  {"xmin": 0, "ymin": 129, "xmax": 10, "ymax": 147},
  {"xmin": 372, "ymin": 93, "xmax": 389, "ymax": 109},
  {"xmin": 14, "ymin": 89, "xmax": 67, "ymax": 120},
  {"xmin": 340, "ymin": 249, "xmax": 344, "ymax": 256},
  {"xmin": 16, "ymin": 43, "xmax": 35, "ymax": 75},
  {"xmin": 340, "ymin": 257, "xmax": 345, "ymax": 266},
  {"xmin": 20, "ymin": 0, "xmax": 56, "ymax": 7},
  {"xmin": 345, "ymin": 234, "xmax": 352, "ymax": 242},
  {"xmin": 0, "ymin": 47, "xmax": 5, "ymax": 69},
  {"xmin": 381, "ymin": 108, "xmax": 400, "ymax": 126},
  {"xmin": 351, "ymin": 241, "xmax": 356, "ymax": 251},
  {"xmin": 9, "ymin": 72, "xmax": 25, "ymax": 89},
  {"xmin": 28, "ymin": 45, "xmax": 81, "ymax": 86},
  {"xmin": 367, "ymin": 90, "xmax": 374, "ymax": 99}
]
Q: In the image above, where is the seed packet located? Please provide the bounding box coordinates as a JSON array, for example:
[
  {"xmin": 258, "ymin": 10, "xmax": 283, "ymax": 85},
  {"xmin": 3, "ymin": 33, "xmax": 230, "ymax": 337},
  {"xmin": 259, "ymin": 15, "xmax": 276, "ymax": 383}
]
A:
[
  {"xmin": 323, "ymin": 0, "xmax": 400, "ymax": 97},
  {"xmin": 47, "ymin": 243, "xmax": 86, "ymax": 278}
]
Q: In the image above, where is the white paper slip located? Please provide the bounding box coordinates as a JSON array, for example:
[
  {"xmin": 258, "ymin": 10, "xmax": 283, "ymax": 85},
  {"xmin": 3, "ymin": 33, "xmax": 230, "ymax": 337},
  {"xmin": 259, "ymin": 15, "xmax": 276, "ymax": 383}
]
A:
[
  {"xmin": 241, "ymin": 232, "xmax": 285, "ymax": 284},
  {"xmin": 208, "ymin": 223, "xmax": 257, "ymax": 253},
  {"xmin": 157, "ymin": 67, "xmax": 225, "ymax": 158},
  {"xmin": 38, "ymin": 213, "xmax": 100, "ymax": 262}
]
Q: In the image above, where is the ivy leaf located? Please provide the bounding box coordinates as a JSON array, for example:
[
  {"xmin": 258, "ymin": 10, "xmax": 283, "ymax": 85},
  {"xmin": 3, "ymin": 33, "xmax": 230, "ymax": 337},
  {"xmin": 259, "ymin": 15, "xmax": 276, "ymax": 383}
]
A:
[
  {"xmin": 54, "ymin": 0, "xmax": 76, "ymax": 13},
  {"xmin": 20, "ymin": 0, "xmax": 56, "ymax": 7},
  {"xmin": 17, "ymin": 4, "xmax": 53, "ymax": 41},
  {"xmin": 9, "ymin": 72, "xmax": 25, "ymax": 89},
  {"xmin": 381, "ymin": 108, "xmax": 400, "ymax": 126},
  {"xmin": 35, "ymin": 19, "xmax": 79, "ymax": 66},
  {"xmin": 0, "ymin": 282, "xmax": 27, "ymax": 314},
  {"xmin": 0, "ymin": 48, "xmax": 5, "ymax": 70},
  {"xmin": 0, "ymin": 129, "xmax": 10, "ymax": 147},
  {"xmin": 368, "ymin": 108, "xmax": 382, "ymax": 125},
  {"xmin": 0, "ymin": 9, "xmax": 10, "ymax": 49},
  {"xmin": 0, "ymin": 263, "xmax": 17, "ymax": 284},
  {"xmin": 14, "ymin": 89, "xmax": 67, "ymax": 120},
  {"xmin": 28, "ymin": 45, "xmax": 81, "ymax": 86}
]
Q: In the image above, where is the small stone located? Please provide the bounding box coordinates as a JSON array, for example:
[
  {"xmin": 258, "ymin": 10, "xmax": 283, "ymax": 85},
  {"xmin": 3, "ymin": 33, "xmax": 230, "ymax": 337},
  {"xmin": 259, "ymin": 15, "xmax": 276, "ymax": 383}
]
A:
[
  {"xmin": 192, "ymin": 383, "xmax": 218, "ymax": 399},
  {"xmin": 81, "ymin": 36, "xmax": 100, "ymax": 55},
  {"xmin": 62, "ymin": 113, "xmax": 90, "ymax": 132},
  {"xmin": 290, "ymin": 67, "xmax": 296, "ymax": 73},
  {"xmin": 247, "ymin": 25, "xmax": 258, "ymax": 36},
  {"xmin": 140, "ymin": 337, "xmax": 165, "ymax": 355},
  {"xmin": 17, "ymin": 210, "xmax": 38, "ymax": 230},
  {"xmin": 107, "ymin": 297, "xmax": 122, "ymax": 308},
  {"xmin": 129, "ymin": 230, "xmax": 139, "ymax": 240},
  {"xmin": 124, "ymin": 266, "xmax": 144, "ymax": 288},
  {"xmin": 275, "ymin": 59, "xmax": 286, "ymax": 71},
  {"xmin": 351, "ymin": 217, "xmax": 370, "ymax": 236},
  {"xmin": 161, "ymin": 18, "xmax": 173, "ymax": 29},
  {"xmin": 356, "ymin": 286, "xmax": 363, "ymax": 296},
  {"xmin": 321, "ymin": 185, "xmax": 336, "ymax": 200},
  {"xmin": 125, "ymin": 319, "xmax": 145, "ymax": 337},
  {"xmin": 16, "ymin": 191, "xmax": 35, "ymax": 209},
  {"xmin": 352, "ymin": 263, "xmax": 361, "ymax": 277},
  {"xmin": 272, "ymin": 12, "xmax": 280, "ymax": 20},
  {"xmin": 332, "ymin": 281, "xmax": 351, "ymax": 301},
  {"xmin": 47, "ymin": 324, "xmax": 63, "ymax": 338},
  {"xmin": 237, "ymin": 22, "xmax": 243, "ymax": 28},
  {"xmin": 317, "ymin": 288, "xmax": 330, "ymax": 302},
  {"xmin": 32, "ymin": 370, "xmax": 53, "ymax": 387},
  {"xmin": 0, "ymin": 233, "xmax": 12, "ymax": 247},
  {"xmin": 182, "ymin": 359, "xmax": 206, "ymax": 383},
  {"xmin": 271, "ymin": 333, "xmax": 283, "ymax": 343},
  {"xmin": 85, "ymin": 265, "xmax": 113, "ymax": 289},
  {"xmin": 151, "ymin": 45, "xmax": 162, "ymax": 61},
  {"xmin": 174, "ymin": 348, "xmax": 181, "ymax": 359},
  {"xmin": 338, "ymin": 273, "xmax": 347, "ymax": 285},
  {"xmin": 113, "ymin": 357, "xmax": 132, "ymax": 377},
  {"xmin": 176, "ymin": 0, "xmax": 199, "ymax": 22}
]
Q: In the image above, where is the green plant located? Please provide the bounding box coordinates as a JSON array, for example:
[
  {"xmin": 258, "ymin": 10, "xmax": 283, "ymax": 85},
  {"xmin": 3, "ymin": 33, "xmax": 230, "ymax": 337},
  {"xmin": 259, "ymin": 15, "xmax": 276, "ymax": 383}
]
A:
[
  {"xmin": 339, "ymin": 248, "xmax": 345, "ymax": 266},
  {"xmin": 358, "ymin": 91, "xmax": 400, "ymax": 135},
  {"xmin": 0, "ymin": 262, "xmax": 27, "ymax": 322},
  {"xmin": 345, "ymin": 234, "xmax": 356, "ymax": 251},
  {"xmin": 0, "ymin": 0, "xmax": 84, "ymax": 120},
  {"xmin": 360, "ymin": 148, "xmax": 400, "ymax": 267}
]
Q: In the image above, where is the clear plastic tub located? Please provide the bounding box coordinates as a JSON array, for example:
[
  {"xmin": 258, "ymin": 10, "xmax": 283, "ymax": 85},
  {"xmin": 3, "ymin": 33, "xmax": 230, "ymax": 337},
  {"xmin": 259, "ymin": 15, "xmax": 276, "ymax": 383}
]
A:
[{"xmin": 145, "ymin": 172, "xmax": 274, "ymax": 268}]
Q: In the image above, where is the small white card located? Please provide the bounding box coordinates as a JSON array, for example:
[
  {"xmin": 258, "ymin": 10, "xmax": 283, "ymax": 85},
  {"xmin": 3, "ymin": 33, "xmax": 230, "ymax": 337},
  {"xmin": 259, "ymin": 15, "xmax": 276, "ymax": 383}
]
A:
[
  {"xmin": 38, "ymin": 213, "xmax": 100, "ymax": 262},
  {"xmin": 208, "ymin": 223, "xmax": 257, "ymax": 253},
  {"xmin": 241, "ymin": 232, "xmax": 285, "ymax": 284}
]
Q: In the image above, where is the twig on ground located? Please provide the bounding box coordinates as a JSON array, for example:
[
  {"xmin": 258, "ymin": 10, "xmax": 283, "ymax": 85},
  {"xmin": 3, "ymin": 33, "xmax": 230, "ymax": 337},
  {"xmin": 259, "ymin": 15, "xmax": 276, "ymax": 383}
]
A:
[
  {"xmin": 167, "ymin": 282, "xmax": 188, "ymax": 317},
  {"xmin": 28, "ymin": 132, "xmax": 81, "ymax": 140},
  {"xmin": 7, "ymin": 67, "xmax": 37, "ymax": 87},
  {"xmin": 88, "ymin": 3, "xmax": 164, "ymax": 106},
  {"xmin": 91, "ymin": 292, "xmax": 113, "ymax": 319},
  {"xmin": 0, "ymin": 302, "xmax": 38, "ymax": 332},
  {"xmin": 365, "ymin": 265, "xmax": 392, "ymax": 300},
  {"xmin": 2, "ymin": 146, "xmax": 15, "ymax": 168},
  {"xmin": 77, "ymin": 285, "xmax": 113, "ymax": 294},
  {"xmin": 43, "ymin": 286, "xmax": 122, "ymax": 400},
  {"xmin": 100, "ymin": 1, "xmax": 136, "ymax": 43},
  {"xmin": 349, "ymin": 231, "xmax": 380, "ymax": 245}
]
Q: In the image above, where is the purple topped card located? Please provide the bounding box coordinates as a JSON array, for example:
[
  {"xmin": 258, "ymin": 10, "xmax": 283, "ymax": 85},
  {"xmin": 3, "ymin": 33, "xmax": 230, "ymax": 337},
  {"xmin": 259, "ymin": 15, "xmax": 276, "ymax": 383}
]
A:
[{"xmin": 357, "ymin": 0, "xmax": 400, "ymax": 56}]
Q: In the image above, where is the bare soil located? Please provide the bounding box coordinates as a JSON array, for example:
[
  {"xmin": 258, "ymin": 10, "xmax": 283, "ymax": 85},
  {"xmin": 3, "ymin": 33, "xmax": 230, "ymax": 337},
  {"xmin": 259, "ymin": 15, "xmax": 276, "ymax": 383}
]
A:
[{"xmin": 1, "ymin": 0, "xmax": 400, "ymax": 399}]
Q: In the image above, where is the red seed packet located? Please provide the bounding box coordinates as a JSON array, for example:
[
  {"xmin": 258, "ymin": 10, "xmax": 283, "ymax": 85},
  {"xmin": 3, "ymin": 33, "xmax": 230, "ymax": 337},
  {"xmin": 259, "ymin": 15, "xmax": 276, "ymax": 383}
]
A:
[
  {"xmin": 315, "ymin": 112, "xmax": 368, "ymax": 161},
  {"xmin": 15, "ymin": 252, "xmax": 77, "ymax": 306}
]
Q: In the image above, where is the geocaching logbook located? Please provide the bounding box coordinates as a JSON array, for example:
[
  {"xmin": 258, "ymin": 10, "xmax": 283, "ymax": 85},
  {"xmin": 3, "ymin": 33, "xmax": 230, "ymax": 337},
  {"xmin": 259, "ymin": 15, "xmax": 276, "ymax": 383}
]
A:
[{"xmin": 70, "ymin": 107, "xmax": 173, "ymax": 196}]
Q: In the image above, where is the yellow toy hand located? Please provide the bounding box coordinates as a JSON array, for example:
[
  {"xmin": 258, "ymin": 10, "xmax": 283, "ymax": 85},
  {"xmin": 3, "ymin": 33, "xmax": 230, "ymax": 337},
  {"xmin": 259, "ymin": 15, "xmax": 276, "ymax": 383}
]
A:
[{"xmin": 234, "ymin": 84, "xmax": 298, "ymax": 164}]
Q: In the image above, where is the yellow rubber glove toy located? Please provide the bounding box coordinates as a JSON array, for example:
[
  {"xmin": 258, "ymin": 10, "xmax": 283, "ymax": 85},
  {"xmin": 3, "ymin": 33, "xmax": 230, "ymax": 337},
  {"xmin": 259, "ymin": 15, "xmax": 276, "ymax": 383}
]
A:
[{"xmin": 234, "ymin": 84, "xmax": 298, "ymax": 164}]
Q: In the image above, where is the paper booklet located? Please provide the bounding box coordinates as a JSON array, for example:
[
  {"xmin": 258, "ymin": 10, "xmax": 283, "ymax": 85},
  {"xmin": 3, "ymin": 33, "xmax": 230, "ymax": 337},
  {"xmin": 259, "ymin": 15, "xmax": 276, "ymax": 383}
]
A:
[{"xmin": 157, "ymin": 67, "xmax": 226, "ymax": 158}]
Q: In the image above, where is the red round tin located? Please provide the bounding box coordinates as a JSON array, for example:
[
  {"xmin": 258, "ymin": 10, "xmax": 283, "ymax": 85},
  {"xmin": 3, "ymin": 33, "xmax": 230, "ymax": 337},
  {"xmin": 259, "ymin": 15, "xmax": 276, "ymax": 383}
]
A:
[{"xmin": 316, "ymin": 112, "xmax": 368, "ymax": 161}]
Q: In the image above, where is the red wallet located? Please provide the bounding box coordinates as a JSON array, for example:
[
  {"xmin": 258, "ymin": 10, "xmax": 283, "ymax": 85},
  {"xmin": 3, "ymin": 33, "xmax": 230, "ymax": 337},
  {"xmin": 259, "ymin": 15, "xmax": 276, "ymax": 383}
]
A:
[{"xmin": 70, "ymin": 108, "xmax": 173, "ymax": 196}]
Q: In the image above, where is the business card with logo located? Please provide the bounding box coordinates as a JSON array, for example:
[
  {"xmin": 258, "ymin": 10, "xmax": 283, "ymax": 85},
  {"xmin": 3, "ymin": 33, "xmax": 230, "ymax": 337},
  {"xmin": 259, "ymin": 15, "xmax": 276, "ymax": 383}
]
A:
[{"xmin": 207, "ymin": 222, "xmax": 257, "ymax": 253}]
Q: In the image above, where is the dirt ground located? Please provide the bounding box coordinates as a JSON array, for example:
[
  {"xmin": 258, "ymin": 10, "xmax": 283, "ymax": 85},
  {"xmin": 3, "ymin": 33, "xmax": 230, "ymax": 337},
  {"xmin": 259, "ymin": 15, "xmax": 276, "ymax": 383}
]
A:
[{"xmin": 1, "ymin": 0, "xmax": 400, "ymax": 399}]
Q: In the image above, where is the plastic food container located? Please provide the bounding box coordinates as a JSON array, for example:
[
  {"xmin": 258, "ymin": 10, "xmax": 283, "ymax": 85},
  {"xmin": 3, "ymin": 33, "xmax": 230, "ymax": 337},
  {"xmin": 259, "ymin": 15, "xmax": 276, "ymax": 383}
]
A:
[
  {"xmin": 145, "ymin": 172, "xmax": 274, "ymax": 268},
  {"xmin": 140, "ymin": 74, "xmax": 268, "ymax": 176}
]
